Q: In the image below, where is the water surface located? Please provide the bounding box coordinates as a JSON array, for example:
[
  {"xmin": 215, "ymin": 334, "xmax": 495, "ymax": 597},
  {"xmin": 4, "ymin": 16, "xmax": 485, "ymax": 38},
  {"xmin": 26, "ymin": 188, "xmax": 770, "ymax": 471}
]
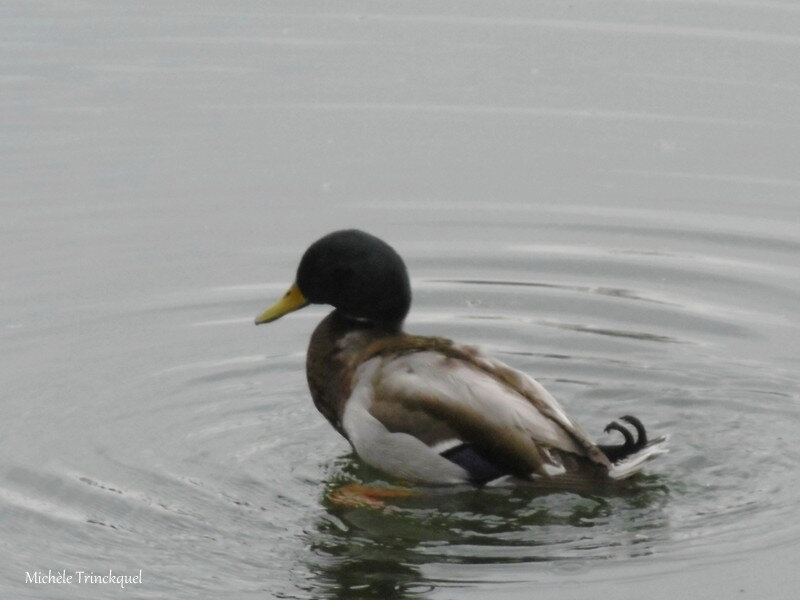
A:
[{"xmin": 2, "ymin": 2, "xmax": 800, "ymax": 599}]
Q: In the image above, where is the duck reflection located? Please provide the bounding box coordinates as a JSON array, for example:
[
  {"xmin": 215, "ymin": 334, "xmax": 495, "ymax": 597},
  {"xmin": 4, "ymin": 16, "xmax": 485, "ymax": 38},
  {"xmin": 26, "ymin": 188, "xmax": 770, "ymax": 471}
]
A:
[{"xmin": 299, "ymin": 457, "xmax": 670, "ymax": 599}]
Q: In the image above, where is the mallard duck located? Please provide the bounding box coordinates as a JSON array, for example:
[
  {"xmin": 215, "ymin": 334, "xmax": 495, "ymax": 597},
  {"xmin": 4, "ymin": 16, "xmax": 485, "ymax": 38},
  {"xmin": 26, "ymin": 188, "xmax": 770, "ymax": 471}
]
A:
[{"xmin": 255, "ymin": 229, "xmax": 667, "ymax": 488}]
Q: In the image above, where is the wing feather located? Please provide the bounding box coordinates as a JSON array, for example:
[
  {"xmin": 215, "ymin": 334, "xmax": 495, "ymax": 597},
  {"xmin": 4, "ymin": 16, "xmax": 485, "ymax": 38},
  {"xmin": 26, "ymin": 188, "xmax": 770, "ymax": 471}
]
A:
[{"xmin": 365, "ymin": 349, "xmax": 603, "ymax": 478}]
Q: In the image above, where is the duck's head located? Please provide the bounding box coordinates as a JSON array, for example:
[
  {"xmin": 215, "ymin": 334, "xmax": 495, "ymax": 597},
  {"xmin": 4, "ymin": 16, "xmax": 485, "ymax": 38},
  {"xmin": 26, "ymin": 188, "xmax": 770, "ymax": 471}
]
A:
[{"xmin": 255, "ymin": 229, "xmax": 411, "ymax": 330}]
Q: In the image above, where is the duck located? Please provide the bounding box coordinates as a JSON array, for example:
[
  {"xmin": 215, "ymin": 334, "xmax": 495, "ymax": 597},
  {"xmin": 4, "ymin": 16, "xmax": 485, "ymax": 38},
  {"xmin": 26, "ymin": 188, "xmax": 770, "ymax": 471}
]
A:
[{"xmin": 255, "ymin": 229, "xmax": 667, "ymax": 489}]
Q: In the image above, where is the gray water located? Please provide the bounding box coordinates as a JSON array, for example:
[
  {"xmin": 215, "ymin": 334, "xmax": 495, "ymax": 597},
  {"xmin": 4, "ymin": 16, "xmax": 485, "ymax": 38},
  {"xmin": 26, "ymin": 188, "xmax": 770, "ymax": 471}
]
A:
[{"xmin": 2, "ymin": 2, "xmax": 800, "ymax": 598}]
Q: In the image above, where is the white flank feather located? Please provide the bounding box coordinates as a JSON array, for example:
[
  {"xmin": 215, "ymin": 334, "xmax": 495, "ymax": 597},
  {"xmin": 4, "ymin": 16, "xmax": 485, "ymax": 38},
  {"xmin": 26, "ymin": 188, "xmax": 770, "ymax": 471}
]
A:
[{"xmin": 342, "ymin": 358, "xmax": 471, "ymax": 484}]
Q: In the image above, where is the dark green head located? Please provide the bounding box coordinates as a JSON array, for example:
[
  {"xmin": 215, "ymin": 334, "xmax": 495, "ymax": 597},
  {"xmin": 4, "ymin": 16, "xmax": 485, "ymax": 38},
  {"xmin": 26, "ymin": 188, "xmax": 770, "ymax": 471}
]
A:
[{"xmin": 255, "ymin": 229, "xmax": 412, "ymax": 330}]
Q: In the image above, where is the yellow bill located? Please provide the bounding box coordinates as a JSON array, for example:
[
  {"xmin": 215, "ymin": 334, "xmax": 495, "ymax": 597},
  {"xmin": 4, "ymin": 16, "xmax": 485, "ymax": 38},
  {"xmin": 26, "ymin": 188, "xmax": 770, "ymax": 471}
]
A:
[{"xmin": 255, "ymin": 282, "xmax": 309, "ymax": 325}]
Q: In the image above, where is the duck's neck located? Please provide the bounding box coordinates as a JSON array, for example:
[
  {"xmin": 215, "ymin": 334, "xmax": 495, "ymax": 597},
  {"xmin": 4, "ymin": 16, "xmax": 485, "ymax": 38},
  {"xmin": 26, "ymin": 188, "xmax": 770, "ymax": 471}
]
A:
[{"xmin": 305, "ymin": 310, "xmax": 400, "ymax": 437}]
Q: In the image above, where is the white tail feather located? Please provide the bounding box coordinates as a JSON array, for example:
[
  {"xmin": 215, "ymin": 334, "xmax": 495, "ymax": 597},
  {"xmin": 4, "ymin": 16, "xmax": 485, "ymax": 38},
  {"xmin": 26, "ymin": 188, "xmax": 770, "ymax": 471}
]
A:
[{"xmin": 608, "ymin": 435, "xmax": 670, "ymax": 480}]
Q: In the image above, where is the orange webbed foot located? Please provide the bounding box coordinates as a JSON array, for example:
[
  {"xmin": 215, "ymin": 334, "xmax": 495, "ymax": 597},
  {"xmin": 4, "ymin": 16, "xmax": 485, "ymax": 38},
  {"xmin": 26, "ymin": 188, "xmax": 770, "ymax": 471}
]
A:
[{"xmin": 327, "ymin": 483, "xmax": 417, "ymax": 509}]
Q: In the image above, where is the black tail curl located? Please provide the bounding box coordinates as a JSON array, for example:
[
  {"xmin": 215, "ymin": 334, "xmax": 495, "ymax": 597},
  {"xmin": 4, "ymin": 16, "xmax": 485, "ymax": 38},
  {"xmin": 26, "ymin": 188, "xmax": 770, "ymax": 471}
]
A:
[{"xmin": 598, "ymin": 415, "xmax": 648, "ymax": 463}]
